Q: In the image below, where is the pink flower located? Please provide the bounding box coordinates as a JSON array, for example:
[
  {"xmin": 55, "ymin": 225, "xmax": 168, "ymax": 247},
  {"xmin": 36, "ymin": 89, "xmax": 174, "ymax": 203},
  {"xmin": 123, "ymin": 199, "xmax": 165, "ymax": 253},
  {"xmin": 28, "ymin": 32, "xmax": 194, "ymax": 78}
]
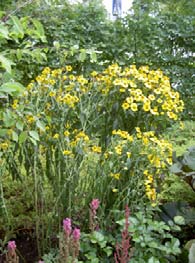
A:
[
  {"xmin": 8, "ymin": 241, "xmax": 16, "ymax": 250},
  {"xmin": 63, "ymin": 218, "xmax": 72, "ymax": 236},
  {"xmin": 90, "ymin": 199, "xmax": 100, "ymax": 211},
  {"xmin": 72, "ymin": 228, "xmax": 80, "ymax": 241},
  {"xmin": 38, "ymin": 261, "xmax": 44, "ymax": 263}
]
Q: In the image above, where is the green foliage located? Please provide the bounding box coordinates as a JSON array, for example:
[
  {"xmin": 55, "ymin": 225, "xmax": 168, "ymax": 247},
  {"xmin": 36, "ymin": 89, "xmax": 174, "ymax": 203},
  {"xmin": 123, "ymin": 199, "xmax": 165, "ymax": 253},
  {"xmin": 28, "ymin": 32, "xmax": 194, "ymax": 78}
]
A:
[
  {"xmin": 170, "ymin": 146, "xmax": 195, "ymax": 191},
  {"xmin": 80, "ymin": 231, "xmax": 114, "ymax": 262},
  {"xmin": 0, "ymin": 14, "xmax": 47, "ymax": 86},
  {"xmin": 0, "ymin": 64, "xmax": 183, "ymax": 256},
  {"xmin": 163, "ymin": 121, "xmax": 195, "ymax": 156},
  {"xmin": 117, "ymin": 208, "xmax": 181, "ymax": 262}
]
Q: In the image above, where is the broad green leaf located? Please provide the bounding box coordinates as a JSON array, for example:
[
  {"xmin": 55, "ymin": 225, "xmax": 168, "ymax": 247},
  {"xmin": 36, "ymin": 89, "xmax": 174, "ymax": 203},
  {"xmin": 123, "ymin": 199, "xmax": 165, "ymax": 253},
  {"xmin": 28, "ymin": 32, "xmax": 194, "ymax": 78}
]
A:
[
  {"xmin": 0, "ymin": 24, "xmax": 10, "ymax": 39},
  {"xmin": 32, "ymin": 19, "xmax": 47, "ymax": 42},
  {"xmin": 11, "ymin": 16, "xmax": 24, "ymax": 38},
  {"xmin": 19, "ymin": 131, "xmax": 28, "ymax": 144},
  {"xmin": 3, "ymin": 110, "xmax": 16, "ymax": 127},
  {"xmin": 0, "ymin": 54, "xmax": 14, "ymax": 73},
  {"xmin": 0, "ymin": 129, "xmax": 8, "ymax": 137},
  {"xmin": 29, "ymin": 130, "xmax": 39, "ymax": 141},
  {"xmin": 16, "ymin": 121, "xmax": 24, "ymax": 131},
  {"xmin": 0, "ymin": 82, "xmax": 24, "ymax": 94}
]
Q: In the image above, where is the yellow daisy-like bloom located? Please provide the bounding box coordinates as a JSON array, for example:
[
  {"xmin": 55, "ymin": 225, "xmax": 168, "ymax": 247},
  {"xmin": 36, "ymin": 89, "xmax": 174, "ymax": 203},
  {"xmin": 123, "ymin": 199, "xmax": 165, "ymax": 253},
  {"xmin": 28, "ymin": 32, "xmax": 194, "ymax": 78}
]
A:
[
  {"xmin": 110, "ymin": 173, "xmax": 121, "ymax": 180},
  {"xmin": 64, "ymin": 130, "xmax": 70, "ymax": 137},
  {"xmin": 112, "ymin": 188, "xmax": 118, "ymax": 193},
  {"xmin": 65, "ymin": 65, "xmax": 72, "ymax": 72},
  {"xmin": 148, "ymin": 94, "xmax": 155, "ymax": 101},
  {"xmin": 92, "ymin": 146, "xmax": 102, "ymax": 153},
  {"xmin": 143, "ymin": 102, "xmax": 151, "ymax": 112},
  {"xmin": 53, "ymin": 133, "xmax": 59, "ymax": 139},
  {"xmin": 63, "ymin": 150, "xmax": 72, "ymax": 155},
  {"xmin": 122, "ymin": 102, "xmax": 130, "ymax": 110},
  {"xmin": 130, "ymin": 103, "xmax": 138, "ymax": 112},
  {"xmin": 0, "ymin": 142, "xmax": 9, "ymax": 150}
]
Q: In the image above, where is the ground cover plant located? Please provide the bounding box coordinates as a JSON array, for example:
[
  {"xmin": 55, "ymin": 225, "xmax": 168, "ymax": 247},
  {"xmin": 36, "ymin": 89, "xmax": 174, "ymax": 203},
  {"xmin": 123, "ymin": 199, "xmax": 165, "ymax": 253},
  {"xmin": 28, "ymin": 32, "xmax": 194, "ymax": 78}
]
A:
[{"xmin": 0, "ymin": 0, "xmax": 195, "ymax": 262}]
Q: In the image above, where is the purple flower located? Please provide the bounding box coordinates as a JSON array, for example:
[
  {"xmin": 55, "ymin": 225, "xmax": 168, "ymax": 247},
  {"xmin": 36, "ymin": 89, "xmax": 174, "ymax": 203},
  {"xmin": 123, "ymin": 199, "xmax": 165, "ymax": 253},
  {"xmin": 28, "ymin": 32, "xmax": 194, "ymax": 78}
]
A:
[
  {"xmin": 63, "ymin": 218, "xmax": 72, "ymax": 236},
  {"xmin": 72, "ymin": 228, "xmax": 80, "ymax": 241},
  {"xmin": 90, "ymin": 199, "xmax": 100, "ymax": 211},
  {"xmin": 8, "ymin": 241, "xmax": 16, "ymax": 250}
]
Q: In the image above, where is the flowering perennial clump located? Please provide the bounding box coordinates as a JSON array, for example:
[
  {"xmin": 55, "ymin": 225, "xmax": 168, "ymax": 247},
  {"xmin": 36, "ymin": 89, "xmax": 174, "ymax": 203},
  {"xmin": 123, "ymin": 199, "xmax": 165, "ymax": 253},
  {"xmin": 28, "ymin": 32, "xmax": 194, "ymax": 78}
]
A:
[
  {"xmin": 5, "ymin": 241, "xmax": 19, "ymax": 263},
  {"xmin": 59, "ymin": 217, "xmax": 80, "ymax": 263},
  {"xmin": 0, "ymin": 63, "xmax": 184, "ymax": 214}
]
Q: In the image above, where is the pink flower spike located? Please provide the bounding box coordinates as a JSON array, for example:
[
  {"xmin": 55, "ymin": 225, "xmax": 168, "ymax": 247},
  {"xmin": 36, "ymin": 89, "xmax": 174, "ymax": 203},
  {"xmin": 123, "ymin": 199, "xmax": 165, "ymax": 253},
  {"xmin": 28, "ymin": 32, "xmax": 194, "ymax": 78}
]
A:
[
  {"xmin": 63, "ymin": 218, "xmax": 72, "ymax": 236},
  {"xmin": 90, "ymin": 199, "xmax": 100, "ymax": 211},
  {"xmin": 72, "ymin": 228, "xmax": 80, "ymax": 241},
  {"xmin": 8, "ymin": 241, "xmax": 16, "ymax": 250}
]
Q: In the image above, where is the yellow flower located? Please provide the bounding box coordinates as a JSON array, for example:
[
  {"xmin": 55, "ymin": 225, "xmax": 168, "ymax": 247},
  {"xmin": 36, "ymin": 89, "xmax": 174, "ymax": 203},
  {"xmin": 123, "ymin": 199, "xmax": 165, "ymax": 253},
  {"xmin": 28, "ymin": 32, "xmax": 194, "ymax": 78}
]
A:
[
  {"xmin": 112, "ymin": 188, "xmax": 118, "ymax": 193},
  {"xmin": 122, "ymin": 102, "xmax": 130, "ymax": 110},
  {"xmin": 130, "ymin": 103, "xmax": 138, "ymax": 112},
  {"xmin": 66, "ymin": 65, "xmax": 72, "ymax": 72},
  {"xmin": 126, "ymin": 151, "xmax": 131, "ymax": 158},
  {"xmin": 53, "ymin": 133, "xmax": 59, "ymax": 139},
  {"xmin": 63, "ymin": 150, "xmax": 72, "ymax": 155},
  {"xmin": 64, "ymin": 130, "xmax": 70, "ymax": 137},
  {"xmin": 26, "ymin": 115, "xmax": 35, "ymax": 124},
  {"xmin": 143, "ymin": 102, "xmax": 151, "ymax": 112},
  {"xmin": 92, "ymin": 146, "xmax": 102, "ymax": 153},
  {"xmin": 0, "ymin": 142, "xmax": 9, "ymax": 150},
  {"xmin": 148, "ymin": 94, "xmax": 155, "ymax": 101},
  {"xmin": 91, "ymin": 71, "xmax": 98, "ymax": 77},
  {"xmin": 49, "ymin": 91, "xmax": 56, "ymax": 97},
  {"xmin": 115, "ymin": 145, "xmax": 122, "ymax": 155},
  {"xmin": 110, "ymin": 173, "xmax": 121, "ymax": 180}
]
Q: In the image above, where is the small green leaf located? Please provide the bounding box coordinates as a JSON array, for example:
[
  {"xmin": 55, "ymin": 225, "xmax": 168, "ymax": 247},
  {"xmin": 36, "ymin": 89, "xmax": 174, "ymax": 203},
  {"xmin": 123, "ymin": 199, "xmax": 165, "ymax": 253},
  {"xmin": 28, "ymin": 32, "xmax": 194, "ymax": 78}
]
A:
[
  {"xmin": 0, "ymin": 24, "xmax": 10, "ymax": 39},
  {"xmin": 12, "ymin": 130, "xmax": 18, "ymax": 142},
  {"xmin": 174, "ymin": 216, "xmax": 185, "ymax": 225},
  {"xmin": 16, "ymin": 121, "xmax": 24, "ymax": 131},
  {"xmin": 36, "ymin": 120, "xmax": 45, "ymax": 131},
  {"xmin": 79, "ymin": 49, "xmax": 86, "ymax": 62},
  {"xmin": 0, "ymin": 54, "xmax": 15, "ymax": 73},
  {"xmin": 19, "ymin": 131, "xmax": 28, "ymax": 144},
  {"xmin": 90, "ymin": 51, "xmax": 97, "ymax": 62}
]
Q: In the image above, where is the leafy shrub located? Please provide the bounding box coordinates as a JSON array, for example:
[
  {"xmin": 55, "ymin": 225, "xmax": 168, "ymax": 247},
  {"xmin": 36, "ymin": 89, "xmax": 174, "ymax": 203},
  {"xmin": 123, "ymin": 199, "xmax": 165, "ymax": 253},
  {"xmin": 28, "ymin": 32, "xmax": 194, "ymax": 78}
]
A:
[{"xmin": 0, "ymin": 64, "xmax": 183, "ymax": 255}]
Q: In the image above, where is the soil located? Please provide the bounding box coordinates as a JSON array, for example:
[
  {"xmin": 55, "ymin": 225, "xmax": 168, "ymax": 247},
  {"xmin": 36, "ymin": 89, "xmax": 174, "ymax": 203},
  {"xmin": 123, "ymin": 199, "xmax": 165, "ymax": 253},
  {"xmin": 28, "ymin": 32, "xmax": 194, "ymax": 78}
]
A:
[{"xmin": 0, "ymin": 230, "xmax": 39, "ymax": 263}]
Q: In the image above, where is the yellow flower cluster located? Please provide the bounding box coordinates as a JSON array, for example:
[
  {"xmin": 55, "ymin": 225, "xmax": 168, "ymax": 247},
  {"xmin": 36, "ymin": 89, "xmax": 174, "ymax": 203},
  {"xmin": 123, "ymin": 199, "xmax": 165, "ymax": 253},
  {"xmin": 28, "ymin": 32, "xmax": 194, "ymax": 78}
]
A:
[
  {"xmin": 93, "ymin": 64, "xmax": 184, "ymax": 121},
  {"xmin": 144, "ymin": 170, "xmax": 157, "ymax": 204}
]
